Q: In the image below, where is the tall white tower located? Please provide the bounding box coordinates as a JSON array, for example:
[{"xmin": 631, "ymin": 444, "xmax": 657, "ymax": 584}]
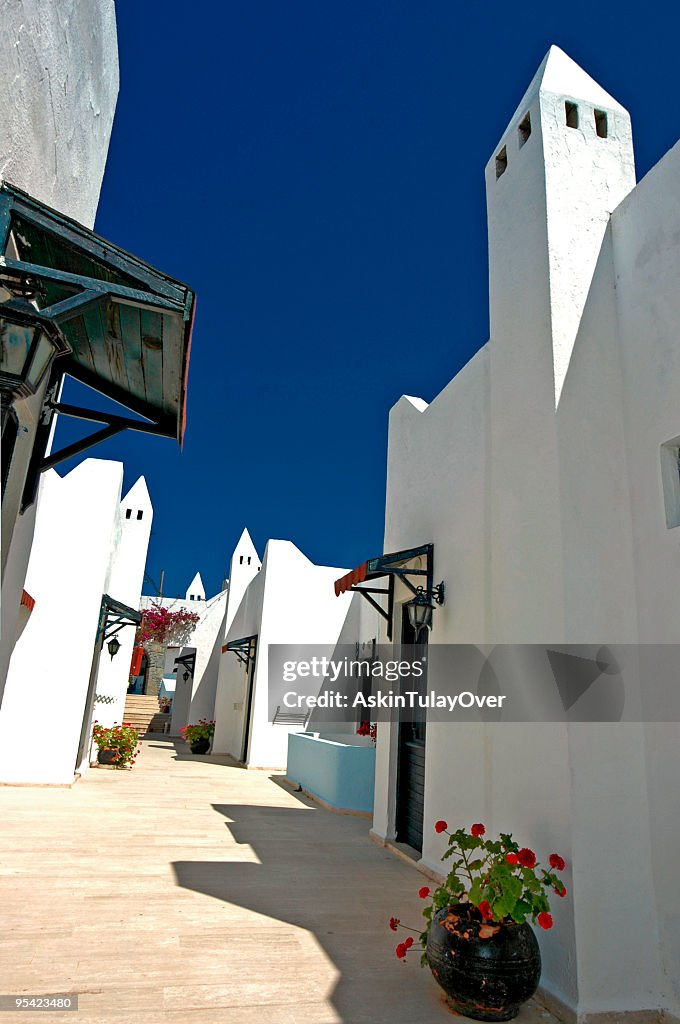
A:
[
  {"xmin": 487, "ymin": 45, "xmax": 635, "ymax": 403},
  {"xmin": 185, "ymin": 571, "xmax": 206, "ymax": 603},
  {"xmin": 486, "ymin": 46, "xmax": 636, "ymax": 642},
  {"xmin": 223, "ymin": 528, "xmax": 261, "ymax": 636}
]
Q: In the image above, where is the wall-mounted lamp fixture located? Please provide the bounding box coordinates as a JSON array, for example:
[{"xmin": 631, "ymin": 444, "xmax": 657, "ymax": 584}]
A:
[
  {"xmin": 183, "ymin": 670, "xmax": 189, "ymax": 682},
  {"xmin": 107, "ymin": 635, "xmax": 121, "ymax": 660},
  {"xmin": 0, "ymin": 280, "xmax": 70, "ymax": 421},
  {"xmin": 406, "ymin": 582, "xmax": 445, "ymax": 638}
]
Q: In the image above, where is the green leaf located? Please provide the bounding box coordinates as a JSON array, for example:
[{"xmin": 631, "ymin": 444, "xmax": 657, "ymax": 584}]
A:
[
  {"xmin": 492, "ymin": 893, "xmax": 517, "ymax": 920},
  {"xmin": 468, "ymin": 880, "xmax": 483, "ymax": 906}
]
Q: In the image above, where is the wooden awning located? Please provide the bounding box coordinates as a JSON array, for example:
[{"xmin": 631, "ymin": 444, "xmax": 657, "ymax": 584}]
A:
[{"xmin": 0, "ymin": 182, "xmax": 195, "ymax": 445}]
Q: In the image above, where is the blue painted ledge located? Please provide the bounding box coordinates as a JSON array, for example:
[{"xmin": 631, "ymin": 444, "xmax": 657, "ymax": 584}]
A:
[{"xmin": 286, "ymin": 732, "xmax": 376, "ymax": 813}]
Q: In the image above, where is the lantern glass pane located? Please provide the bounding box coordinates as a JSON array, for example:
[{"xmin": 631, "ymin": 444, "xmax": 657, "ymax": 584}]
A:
[
  {"xmin": 26, "ymin": 331, "xmax": 54, "ymax": 389},
  {"xmin": 0, "ymin": 318, "xmax": 35, "ymax": 379}
]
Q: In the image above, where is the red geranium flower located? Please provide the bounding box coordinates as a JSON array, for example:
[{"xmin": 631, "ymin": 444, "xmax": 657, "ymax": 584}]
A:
[
  {"xmin": 505, "ymin": 852, "xmax": 519, "ymax": 865},
  {"xmin": 395, "ymin": 943, "xmax": 408, "ymax": 959},
  {"xmin": 389, "ymin": 917, "xmax": 400, "ymax": 931},
  {"xmin": 478, "ymin": 901, "xmax": 493, "ymax": 921},
  {"xmin": 554, "ymin": 885, "xmax": 567, "ymax": 898},
  {"xmin": 537, "ymin": 912, "xmax": 553, "ymax": 930},
  {"xmin": 549, "ymin": 853, "xmax": 565, "ymax": 871},
  {"xmin": 418, "ymin": 886, "xmax": 430, "ymax": 899},
  {"xmin": 434, "ymin": 820, "xmax": 448, "ymax": 834},
  {"xmin": 404, "ymin": 937, "xmax": 414, "ymax": 948},
  {"xmin": 471, "ymin": 823, "xmax": 485, "ymax": 837},
  {"xmin": 517, "ymin": 847, "xmax": 536, "ymax": 868}
]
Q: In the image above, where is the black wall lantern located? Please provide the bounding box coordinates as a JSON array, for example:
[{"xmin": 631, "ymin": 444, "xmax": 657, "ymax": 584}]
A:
[
  {"xmin": 107, "ymin": 635, "xmax": 121, "ymax": 660},
  {"xmin": 406, "ymin": 583, "xmax": 445, "ymax": 639},
  {"xmin": 0, "ymin": 281, "xmax": 70, "ymax": 416}
]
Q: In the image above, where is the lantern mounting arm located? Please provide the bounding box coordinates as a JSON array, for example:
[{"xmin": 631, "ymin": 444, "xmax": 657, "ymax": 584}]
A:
[
  {"xmin": 222, "ymin": 635, "xmax": 258, "ymax": 669},
  {"xmin": 38, "ymin": 400, "xmax": 167, "ymax": 476},
  {"xmin": 174, "ymin": 652, "xmax": 197, "ymax": 676},
  {"xmin": 334, "ymin": 544, "xmax": 444, "ymax": 641},
  {"xmin": 96, "ymin": 595, "xmax": 142, "ymax": 648}
]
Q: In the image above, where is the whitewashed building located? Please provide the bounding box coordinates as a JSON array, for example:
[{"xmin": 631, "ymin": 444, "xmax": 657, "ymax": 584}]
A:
[
  {"xmin": 0, "ymin": 0, "xmax": 196, "ymax": 719},
  {"xmin": 213, "ymin": 535, "xmax": 362, "ymax": 769},
  {"xmin": 0, "ymin": 459, "xmax": 152, "ymax": 785},
  {"xmin": 341, "ymin": 47, "xmax": 680, "ymax": 1019}
]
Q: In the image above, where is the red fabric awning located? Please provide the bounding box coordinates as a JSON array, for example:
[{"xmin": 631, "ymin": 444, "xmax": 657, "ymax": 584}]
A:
[
  {"xmin": 20, "ymin": 590, "xmax": 35, "ymax": 612},
  {"xmin": 334, "ymin": 562, "xmax": 368, "ymax": 597}
]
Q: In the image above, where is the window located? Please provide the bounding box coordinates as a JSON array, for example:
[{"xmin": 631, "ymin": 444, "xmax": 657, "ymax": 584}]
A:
[
  {"xmin": 495, "ymin": 146, "xmax": 508, "ymax": 179},
  {"xmin": 247, "ymin": 556, "xmax": 251, "ymax": 565},
  {"xmin": 239, "ymin": 556, "xmax": 243, "ymax": 564},
  {"xmin": 518, "ymin": 112, "xmax": 531, "ymax": 147},
  {"xmin": 594, "ymin": 109, "xmax": 608, "ymax": 138},
  {"xmin": 125, "ymin": 509, "xmax": 132, "ymax": 519},
  {"xmin": 137, "ymin": 509, "xmax": 143, "ymax": 520},
  {"xmin": 565, "ymin": 101, "xmax": 579, "ymax": 129}
]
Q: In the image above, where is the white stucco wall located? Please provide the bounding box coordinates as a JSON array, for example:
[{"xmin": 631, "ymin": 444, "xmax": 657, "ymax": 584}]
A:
[
  {"xmin": 184, "ymin": 590, "xmax": 228, "ymax": 725},
  {"xmin": 0, "ymin": 0, "xmax": 119, "ymax": 228},
  {"xmin": 373, "ymin": 47, "xmax": 680, "ymax": 1018},
  {"xmin": 0, "ymin": 460, "xmax": 126, "ymax": 784},
  {"xmin": 213, "ymin": 540, "xmax": 353, "ymax": 769},
  {"xmin": 86, "ymin": 477, "xmax": 153, "ymax": 746}
]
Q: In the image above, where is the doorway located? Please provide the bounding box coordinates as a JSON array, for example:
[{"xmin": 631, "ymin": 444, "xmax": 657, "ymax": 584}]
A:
[{"xmin": 395, "ymin": 604, "xmax": 427, "ymax": 852}]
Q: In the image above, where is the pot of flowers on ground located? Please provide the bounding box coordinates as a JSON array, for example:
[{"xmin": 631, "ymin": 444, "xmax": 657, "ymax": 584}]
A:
[
  {"xmin": 159, "ymin": 696, "xmax": 172, "ymax": 715},
  {"xmin": 180, "ymin": 719, "xmax": 215, "ymax": 755},
  {"xmin": 92, "ymin": 722, "xmax": 140, "ymax": 769},
  {"xmin": 389, "ymin": 821, "xmax": 568, "ymax": 1021}
]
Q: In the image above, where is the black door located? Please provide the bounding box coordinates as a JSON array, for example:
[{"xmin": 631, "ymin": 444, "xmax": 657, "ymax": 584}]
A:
[
  {"xmin": 240, "ymin": 637, "xmax": 258, "ymax": 763},
  {"xmin": 395, "ymin": 606, "xmax": 427, "ymax": 852}
]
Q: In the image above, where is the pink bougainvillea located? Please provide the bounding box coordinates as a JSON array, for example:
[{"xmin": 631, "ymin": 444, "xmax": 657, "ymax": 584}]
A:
[{"xmin": 138, "ymin": 603, "xmax": 200, "ymax": 646}]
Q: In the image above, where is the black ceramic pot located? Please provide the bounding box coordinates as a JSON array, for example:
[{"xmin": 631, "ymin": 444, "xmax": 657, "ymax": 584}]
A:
[
  {"xmin": 97, "ymin": 748, "xmax": 117, "ymax": 765},
  {"xmin": 426, "ymin": 904, "xmax": 541, "ymax": 1021},
  {"xmin": 190, "ymin": 738, "xmax": 210, "ymax": 755}
]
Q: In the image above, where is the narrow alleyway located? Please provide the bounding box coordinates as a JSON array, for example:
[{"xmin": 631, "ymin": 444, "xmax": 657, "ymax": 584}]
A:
[{"xmin": 0, "ymin": 739, "xmax": 556, "ymax": 1024}]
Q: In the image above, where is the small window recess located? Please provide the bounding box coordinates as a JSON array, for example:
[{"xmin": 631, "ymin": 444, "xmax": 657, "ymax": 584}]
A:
[
  {"xmin": 495, "ymin": 146, "xmax": 508, "ymax": 179},
  {"xmin": 660, "ymin": 440, "xmax": 680, "ymax": 528},
  {"xmin": 565, "ymin": 101, "xmax": 579, "ymax": 129},
  {"xmin": 137, "ymin": 509, "xmax": 143, "ymax": 520},
  {"xmin": 247, "ymin": 556, "xmax": 251, "ymax": 565},
  {"xmin": 125, "ymin": 509, "xmax": 132, "ymax": 519},
  {"xmin": 239, "ymin": 556, "xmax": 243, "ymax": 564},
  {"xmin": 518, "ymin": 112, "xmax": 531, "ymax": 147},
  {"xmin": 594, "ymin": 109, "xmax": 608, "ymax": 138}
]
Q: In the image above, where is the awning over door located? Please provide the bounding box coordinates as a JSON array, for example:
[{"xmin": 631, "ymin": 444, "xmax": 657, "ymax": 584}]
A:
[{"xmin": 333, "ymin": 545, "xmax": 434, "ymax": 640}]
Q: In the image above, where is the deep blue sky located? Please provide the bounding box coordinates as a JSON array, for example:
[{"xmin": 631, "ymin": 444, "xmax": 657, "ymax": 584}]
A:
[{"xmin": 54, "ymin": 1, "xmax": 679, "ymax": 597}]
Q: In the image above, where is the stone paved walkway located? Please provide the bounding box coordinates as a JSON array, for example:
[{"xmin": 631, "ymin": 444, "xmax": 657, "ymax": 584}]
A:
[{"xmin": 0, "ymin": 738, "xmax": 558, "ymax": 1024}]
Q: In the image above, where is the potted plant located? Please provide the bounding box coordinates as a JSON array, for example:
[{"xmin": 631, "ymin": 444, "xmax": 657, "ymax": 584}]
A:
[
  {"xmin": 390, "ymin": 821, "xmax": 568, "ymax": 1021},
  {"xmin": 92, "ymin": 721, "xmax": 140, "ymax": 768},
  {"xmin": 180, "ymin": 719, "xmax": 215, "ymax": 754},
  {"xmin": 159, "ymin": 696, "xmax": 172, "ymax": 714}
]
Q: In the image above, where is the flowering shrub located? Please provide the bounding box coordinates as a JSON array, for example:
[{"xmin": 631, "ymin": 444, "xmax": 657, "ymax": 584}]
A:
[
  {"xmin": 180, "ymin": 720, "xmax": 215, "ymax": 744},
  {"xmin": 138, "ymin": 603, "xmax": 200, "ymax": 646},
  {"xmin": 390, "ymin": 821, "xmax": 568, "ymax": 961},
  {"xmin": 92, "ymin": 722, "xmax": 140, "ymax": 768},
  {"xmin": 356, "ymin": 721, "xmax": 377, "ymax": 743}
]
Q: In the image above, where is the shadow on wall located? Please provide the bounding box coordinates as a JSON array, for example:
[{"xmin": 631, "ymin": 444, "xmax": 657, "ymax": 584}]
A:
[{"xmin": 172, "ymin": 800, "xmax": 448, "ymax": 1024}]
